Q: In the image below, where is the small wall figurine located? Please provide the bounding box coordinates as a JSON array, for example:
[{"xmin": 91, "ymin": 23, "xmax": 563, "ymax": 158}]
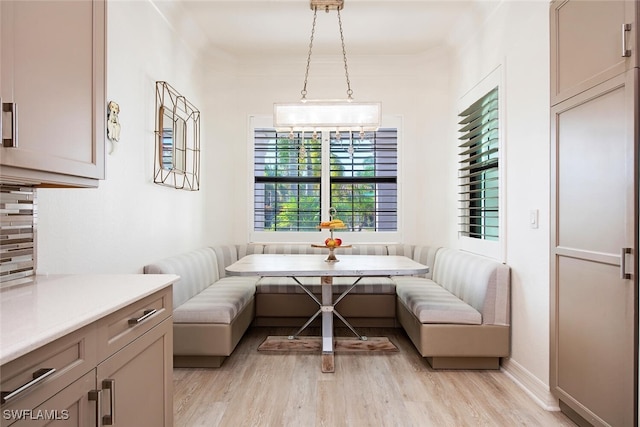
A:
[{"xmin": 107, "ymin": 100, "xmax": 121, "ymax": 142}]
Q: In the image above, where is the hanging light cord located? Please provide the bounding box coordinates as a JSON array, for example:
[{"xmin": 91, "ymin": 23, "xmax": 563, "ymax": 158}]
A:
[
  {"xmin": 301, "ymin": 7, "xmax": 317, "ymax": 100},
  {"xmin": 301, "ymin": 6, "xmax": 353, "ymax": 101},
  {"xmin": 337, "ymin": 7, "xmax": 353, "ymax": 100}
]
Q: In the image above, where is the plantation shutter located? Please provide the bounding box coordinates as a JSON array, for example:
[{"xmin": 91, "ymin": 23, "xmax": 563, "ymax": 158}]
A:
[
  {"xmin": 329, "ymin": 129, "xmax": 398, "ymax": 231},
  {"xmin": 458, "ymin": 87, "xmax": 499, "ymax": 240},
  {"xmin": 254, "ymin": 129, "xmax": 321, "ymax": 231}
]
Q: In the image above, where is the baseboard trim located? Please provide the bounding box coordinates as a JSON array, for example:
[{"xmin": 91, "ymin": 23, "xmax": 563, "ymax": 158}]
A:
[{"xmin": 501, "ymin": 358, "xmax": 560, "ymax": 411}]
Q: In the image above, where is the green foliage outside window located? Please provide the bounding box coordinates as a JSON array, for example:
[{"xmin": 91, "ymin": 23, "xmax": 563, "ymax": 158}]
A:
[{"xmin": 254, "ymin": 129, "xmax": 397, "ymax": 232}]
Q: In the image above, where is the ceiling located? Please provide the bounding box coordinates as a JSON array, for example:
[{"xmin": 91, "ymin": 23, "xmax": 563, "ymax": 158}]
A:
[{"xmin": 174, "ymin": 0, "xmax": 501, "ymax": 57}]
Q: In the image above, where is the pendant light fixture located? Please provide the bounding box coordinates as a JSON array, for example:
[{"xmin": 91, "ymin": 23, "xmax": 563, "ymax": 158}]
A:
[{"xmin": 273, "ymin": 0, "xmax": 381, "ymax": 133}]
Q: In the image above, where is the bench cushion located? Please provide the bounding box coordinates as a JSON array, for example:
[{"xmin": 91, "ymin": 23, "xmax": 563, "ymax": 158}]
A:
[
  {"xmin": 432, "ymin": 248, "xmax": 510, "ymax": 326},
  {"xmin": 395, "ymin": 278, "xmax": 482, "ymax": 325},
  {"xmin": 256, "ymin": 276, "xmax": 396, "ymax": 295},
  {"xmin": 262, "ymin": 243, "xmax": 388, "ymax": 256},
  {"xmin": 173, "ymin": 277, "xmax": 258, "ymax": 324},
  {"xmin": 386, "ymin": 244, "xmax": 414, "ymax": 258},
  {"xmin": 410, "ymin": 245, "xmax": 439, "ymax": 279},
  {"xmin": 263, "ymin": 244, "xmax": 325, "ymax": 255},
  {"xmin": 144, "ymin": 247, "xmax": 219, "ymax": 308},
  {"xmin": 334, "ymin": 245, "xmax": 388, "ymax": 255}
]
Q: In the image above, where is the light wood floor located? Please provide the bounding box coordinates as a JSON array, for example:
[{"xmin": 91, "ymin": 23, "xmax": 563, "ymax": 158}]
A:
[{"xmin": 173, "ymin": 327, "xmax": 576, "ymax": 427}]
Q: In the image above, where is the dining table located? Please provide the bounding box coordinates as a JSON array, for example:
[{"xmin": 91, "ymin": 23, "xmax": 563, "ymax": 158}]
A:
[{"xmin": 226, "ymin": 253, "xmax": 429, "ymax": 372}]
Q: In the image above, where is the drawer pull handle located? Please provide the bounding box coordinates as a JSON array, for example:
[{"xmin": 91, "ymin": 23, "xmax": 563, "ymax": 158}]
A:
[
  {"xmin": 621, "ymin": 247, "xmax": 632, "ymax": 279},
  {"xmin": 1, "ymin": 368, "xmax": 56, "ymax": 404},
  {"xmin": 88, "ymin": 389, "xmax": 103, "ymax": 427},
  {"xmin": 622, "ymin": 23, "xmax": 632, "ymax": 57},
  {"xmin": 102, "ymin": 379, "xmax": 115, "ymax": 425},
  {"xmin": 128, "ymin": 308, "xmax": 157, "ymax": 326},
  {"xmin": 1, "ymin": 101, "xmax": 18, "ymax": 148}
]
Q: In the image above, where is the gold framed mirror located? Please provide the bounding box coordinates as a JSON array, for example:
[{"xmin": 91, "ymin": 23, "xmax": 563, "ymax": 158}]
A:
[{"xmin": 154, "ymin": 81, "xmax": 200, "ymax": 190}]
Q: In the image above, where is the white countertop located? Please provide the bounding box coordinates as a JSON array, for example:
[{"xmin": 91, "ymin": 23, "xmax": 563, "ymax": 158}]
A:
[
  {"xmin": 226, "ymin": 254, "xmax": 429, "ymax": 277},
  {"xmin": 0, "ymin": 274, "xmax": 178, "ymax": 365}
]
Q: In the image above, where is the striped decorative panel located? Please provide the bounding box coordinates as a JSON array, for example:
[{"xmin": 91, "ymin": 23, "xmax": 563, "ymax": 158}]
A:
[{"xmin": 0, "ymin": 185, "xmax": 36, "ymax": 285}]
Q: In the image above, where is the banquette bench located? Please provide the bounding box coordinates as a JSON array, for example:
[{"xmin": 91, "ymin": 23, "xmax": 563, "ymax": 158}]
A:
[{"xmin": 144, "ymin": 244, "xmax": 510, "ymax": 369}]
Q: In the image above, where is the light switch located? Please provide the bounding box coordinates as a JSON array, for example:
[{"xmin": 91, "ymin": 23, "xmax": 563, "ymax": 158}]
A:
[{"xmin": 529, "ymin": 209, "xmax": 539, "ymax": 229}]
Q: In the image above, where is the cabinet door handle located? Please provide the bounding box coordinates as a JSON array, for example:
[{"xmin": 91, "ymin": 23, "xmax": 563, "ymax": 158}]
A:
[
  {"xmin": 0, "ymin": 368, "xmax": 56, "ymax": 404},
  {"xmin": 128, "ymin": 308, "xmax": 157, "ymax": 326},
  {"xmin": 1, "ymin": 102, "xmax": 18, "ymax": 148},
  {"xmin": 622, "ymin": 23, "xmax": 632, "ymax": 57},
  {"xmin": 88, "ymin": 389, "xmax": 103, "ymax": 427},
  {"xmin": 621, "ymin": 247, "xmax": 632, "ymax": 279},
  {"xmin": 102, "ymin": 379, "xmax": 115, "ymax": 425}
]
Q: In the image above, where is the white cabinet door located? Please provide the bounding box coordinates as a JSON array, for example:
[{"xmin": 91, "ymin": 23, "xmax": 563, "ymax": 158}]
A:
[
  {"xmin": 96, "ymin": 318, "xmax": 174, "ymax": 427},
  {"xmin": 550, "ymin": 0, "xmax": 638, "ymax": 105},
  {"xmin": 0, "ymin": 0, "xmax": 105, "ymax": 187}
]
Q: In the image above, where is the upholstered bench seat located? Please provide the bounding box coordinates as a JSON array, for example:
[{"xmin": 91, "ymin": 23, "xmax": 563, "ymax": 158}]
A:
[
  {"xmin": 144, "ymin": 246, "xmax": 260, "ymax": 368},
  {"xmin": 394, "ymin": 278, "xmax": 482, "ymax": 325},
  {"xmin": 144, "ymin": 243, "xmax": 511, "ymax": 370},
  {"xmin": 396, "ymin": 247, "xmax": 510, "ymax": 369},
  {"xmin": 256, "ymin": 276, "xmax": 396, "ymax": 295},
  {"xmin": 173, "ymin": 278, "xmax": 257, "ymax": 324}
]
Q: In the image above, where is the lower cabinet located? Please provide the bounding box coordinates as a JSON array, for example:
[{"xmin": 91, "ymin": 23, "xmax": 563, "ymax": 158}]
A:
[
  {"xmin": 9, "ymin": 371, "xmax": 96, "ymax": 427},
  {"xmin": 0, "ymin": 287, "xmax": 173, "ymax": 427},
  {"xmin": 95, "ymin": 317, "xmax": 173, "ymax": 427}
]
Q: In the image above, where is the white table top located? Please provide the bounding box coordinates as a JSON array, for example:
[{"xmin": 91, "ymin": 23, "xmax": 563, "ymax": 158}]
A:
[
  {"xmin": 225, "ymin": 254, "xmax": 429, "ymax": 277},
  {"xmin": 0, "ymin": 274, "xmax": 178, "ymax": 365}
]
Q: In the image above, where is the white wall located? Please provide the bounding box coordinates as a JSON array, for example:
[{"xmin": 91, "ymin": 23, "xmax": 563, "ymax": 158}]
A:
[
  {"xmin": 451, "ymin": 1, "xmax": 555, "ymax": 408},
  {"xmin": 36, "ymin": 0, "xmax": 211, "ymax": 274},
  {"xmin": 33, "ymin": 0, "xmax": 557, "ymax": 410},
  {"xmin": 206, "ymin": 49, "xmax": 457, "ymax": 246},
  {"xmin": 202, "ymin": 1, "xmax": 556, "ymax": 407}
]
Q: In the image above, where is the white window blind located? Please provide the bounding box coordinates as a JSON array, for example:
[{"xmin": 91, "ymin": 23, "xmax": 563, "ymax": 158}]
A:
[
  {"xmin": 253, "ymin": 128, "xmax": 397, "ymax": 233},
  {"xmin": 329, "ymin": 129, "xmax": 397, "ymax": 231},
  {"xmin": 458, "ymin": 87, "xmax": 499, "ymax": 241},
  {"xmin": 254, "ymin": 129, "xmax": 322, "ymax": 231}
]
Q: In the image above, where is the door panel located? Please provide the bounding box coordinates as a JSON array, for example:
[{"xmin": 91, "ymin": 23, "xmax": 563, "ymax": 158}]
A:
[
  {"xmin": 551, "ymin": 70, "xmax": 636, "ymax": 426},
  {"xmin": 557, "ymin": 256, "xmax": 634, "ymax": 427},
  {"xmin": 557, "ymin": 84, "xmax": 628, "ymax": 255}
]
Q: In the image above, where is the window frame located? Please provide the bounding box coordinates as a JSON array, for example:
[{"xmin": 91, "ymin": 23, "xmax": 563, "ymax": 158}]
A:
[
  {"xmin": 457, "ymin": 65, "xmax": 506, "ymax": 262},
  {"xmin": 248, "ymin": 115, "xmax": 403, "ymax": 244}
]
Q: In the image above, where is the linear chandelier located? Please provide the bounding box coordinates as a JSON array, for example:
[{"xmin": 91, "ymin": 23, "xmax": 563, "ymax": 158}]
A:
[{"xmin": 273, "ymin": 0, "xmax": 381, "ymax": 133}]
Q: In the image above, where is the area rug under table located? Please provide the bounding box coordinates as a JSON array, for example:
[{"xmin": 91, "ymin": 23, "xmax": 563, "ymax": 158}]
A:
[{"xmin": 258, "ymin": 336, "xmax": 399, "ymax": 353}]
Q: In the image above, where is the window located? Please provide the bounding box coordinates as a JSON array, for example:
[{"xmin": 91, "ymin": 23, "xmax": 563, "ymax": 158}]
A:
[
  {"xmin": 458, "ymin": 86, "xmax": 499, "ymax": 241},
  {"xmin": 253, "ymin": 129, "xmax": 322, "ymax": 231},
  {"xmin": 330, "ymin": 130, "xmax": 397, "ymax": 231},
  {"xmin": 253, "ymin": 126, "xmax": 398, "ymax": 234}
]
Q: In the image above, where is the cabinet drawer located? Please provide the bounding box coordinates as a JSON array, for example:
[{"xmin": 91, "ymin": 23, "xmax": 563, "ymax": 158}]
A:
[
  {"xmin": 0, "ymin": 324, "xmax": 97, "ymax": 419},
  {"xmin": 4, "ymin": 370, "xmax": 95, "ymax": 427},
  {"xmin": 97, "ymin": 287, "xmax": 172, "ymax": 361}
]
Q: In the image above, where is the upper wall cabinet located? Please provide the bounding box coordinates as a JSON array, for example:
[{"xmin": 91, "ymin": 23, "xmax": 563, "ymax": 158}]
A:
[
  {"xmin": 550, "ymin": 0, "xmax": 638, "ymax": 105},
  {"xmin": 0, "ymin": 0, "xmax": 106, "ymax": 188}
]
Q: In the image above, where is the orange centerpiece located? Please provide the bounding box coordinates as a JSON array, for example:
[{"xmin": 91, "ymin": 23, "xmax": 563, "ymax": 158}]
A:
[{"xmin": 313, "ymin": 218, "xmax": 350, "ymax": 262}]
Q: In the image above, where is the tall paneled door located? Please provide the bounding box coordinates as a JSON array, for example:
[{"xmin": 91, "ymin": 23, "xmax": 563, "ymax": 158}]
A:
[{"xmin": 550, "ymin": 2, "xmax": 638, "ymax": 426}]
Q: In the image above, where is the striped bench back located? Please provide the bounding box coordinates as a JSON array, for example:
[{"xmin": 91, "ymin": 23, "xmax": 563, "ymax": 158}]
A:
[
  {"xmin": 144, "ymin": 248, "xmax": 220, "ymax": 308},
  {"xmin": 432, "ymin": 248, "xmax": 510, "ymax": 326}
]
